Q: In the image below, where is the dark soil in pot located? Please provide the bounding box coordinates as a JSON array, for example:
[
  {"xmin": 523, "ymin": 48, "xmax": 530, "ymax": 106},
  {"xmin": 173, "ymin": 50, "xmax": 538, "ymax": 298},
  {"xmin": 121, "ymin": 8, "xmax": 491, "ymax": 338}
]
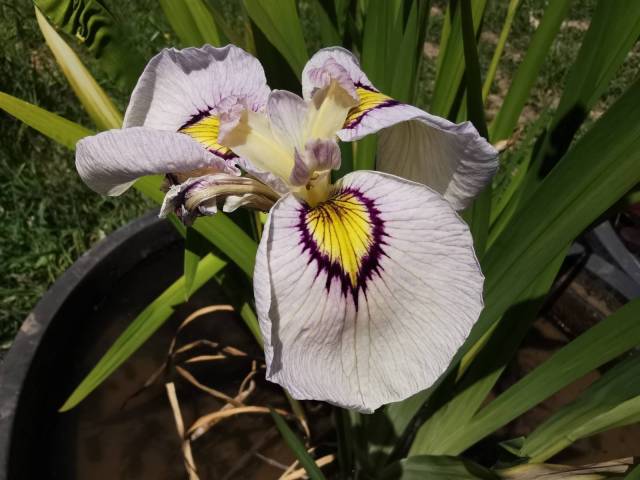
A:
[{"xmin": 0, "ymin": 212, "xmax": 331, "ymax": 480}]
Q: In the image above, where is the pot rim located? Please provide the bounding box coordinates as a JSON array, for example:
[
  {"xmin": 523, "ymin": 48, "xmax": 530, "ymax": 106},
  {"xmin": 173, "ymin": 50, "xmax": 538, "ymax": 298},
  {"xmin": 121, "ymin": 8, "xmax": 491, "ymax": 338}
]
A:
[{"xmin": 0, "ymin": 210, "xmax": 175, "ymax": 475}]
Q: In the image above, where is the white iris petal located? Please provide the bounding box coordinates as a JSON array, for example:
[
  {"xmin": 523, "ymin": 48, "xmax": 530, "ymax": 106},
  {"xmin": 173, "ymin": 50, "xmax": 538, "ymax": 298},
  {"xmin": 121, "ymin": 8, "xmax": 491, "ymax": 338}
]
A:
[
  {"xmin": 254, "ymin": 171, "xmax": 484, "ymax": 412},
  {"xmin": 301, "ymin": 47, "xmax": 499, "ymax": 210},
  {"xmin": 75, "ymin": 44, "xmax": 490, "ymax": 412}
]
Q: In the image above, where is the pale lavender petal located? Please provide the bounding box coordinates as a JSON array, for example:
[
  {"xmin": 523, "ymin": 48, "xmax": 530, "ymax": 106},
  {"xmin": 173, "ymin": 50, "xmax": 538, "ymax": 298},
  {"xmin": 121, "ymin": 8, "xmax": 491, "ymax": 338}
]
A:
[
  {"xmin": 124, "ymin": 44, "xmax": 270, "ymax": 131},
  {"xmin": 75, "ymin": 128, "xmax": 235, "ymax": 196},
  {"xmin": 255, "ymin": 170, "xmax": 484, "ymax": 411}
]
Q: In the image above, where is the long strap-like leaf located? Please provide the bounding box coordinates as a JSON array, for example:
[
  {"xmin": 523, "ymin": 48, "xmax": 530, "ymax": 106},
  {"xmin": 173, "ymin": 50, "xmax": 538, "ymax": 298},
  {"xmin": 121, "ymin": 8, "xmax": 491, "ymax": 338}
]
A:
[
  {"xmin": 34, "ymin": 0, "xmax": 145, "ymax": 91},
  {"xmin": 437, "ymin": 298, "xmax": 640, "ymax": 454},
  {"xmin": 489, "ymin": 0, "xmax": 571, "ymax": 141},
  {"xmin": 60, "ymin": 253, "xmax": 226, "ymax": 411},
  {"xmin": 35, "ymin": 7, "xmax": 122, "ymax": 130}
]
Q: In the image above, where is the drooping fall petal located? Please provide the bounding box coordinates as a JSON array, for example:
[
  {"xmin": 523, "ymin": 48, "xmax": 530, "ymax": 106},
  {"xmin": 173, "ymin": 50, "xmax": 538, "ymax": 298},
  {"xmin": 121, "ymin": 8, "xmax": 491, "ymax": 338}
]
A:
[
  {"xmin": 254, "ymin": 170, "xmax": 484, "ymax": 411},
  {"xmin": 124, "ymin": 44, "xmax": 271, "ymax": 163},
  {"xmin": 75, "ymin": 128, "xmax": 236, "ymax": 196}
]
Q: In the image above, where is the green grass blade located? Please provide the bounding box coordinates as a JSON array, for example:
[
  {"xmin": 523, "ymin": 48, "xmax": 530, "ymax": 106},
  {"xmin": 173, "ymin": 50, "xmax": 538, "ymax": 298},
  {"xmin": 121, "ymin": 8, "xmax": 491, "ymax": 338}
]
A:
[
  {"xmin": 498, "ymin": 460, "xmax": 633, "ymax": 479},
  {"xmin": 270, "ymin": 410, "xmax": 326, "ymax": 480},
  {"xmin": 432, "ymin": 298, "xmax": 640, "ymax": 454},
  {"xmin": 360, "ymin": 0, "xmax": 402, "ymax": 93},
  {"xmin": 238, "ymin": 302, "xmax": 262, "ymax": 346},
  {"xmin": 60, "ymin": 253, "xmax": 227, "ymax": 411},
  {"xmin": 159, "ymin": 0, "xmax": 224, "ymax": 47},
  {"xmin": 489, "ymin": 109, "xmax": 550, "ymax": 227},
  {"xmin": 626, "ymin": 464, "xmax": 640, "ymax": 480},
  {"xmin": 491, "ymin": 0, "xmax": 640, "ymax": 241},
  {"xmin": 353, "ymin": 133, "xmax": 377, "ymax": 171},
  {"xmin": 35, "ymin": 7, "xmax": 122, "ymax": 130},
  {"xmin": 518, "ymin": 353, "xmax": 640, "ymax": 462},
  {"xmin": 34, "ymin": 0, "xmax": 145, "ymax": 91},
  {"xmin": 482, "ymin": 0, "xmax": 521, "ymax": 103},
  {"xmin": 133, "ymin": 175, "xmax": 166, "ymax": 205},
  {"xmin": 459, "ymin": 0, "xmax": 488, "ymax": 139},
  {"xmin": 489, "ymin": 0, "xmax": 571, "ymax": 142},
  {"xmin": 243, "ymin": 0, "xmax": 308, "ymax": 77},
  {"xmin": 310, "ymin": 0, "xmax": 342, "ymax": 46},
  {"xmin": 429, "ymin": 0, "xmax": 487, "ymax": 118},
  {"xmin": 380, "ymin": 455, "xmax": 497, "ymax": 480},
  {"xmin": 473, "ymin": 77, "xmax": 640, "ymax": 350},
  {"xmin": 335, "ymin": 407, "xmax": 354, "ymax": 478},
  {"xmin": 459, "ymin": 0, "xmax": 490, "ymax": 256},
  {"xmin": 0, "ymin": 91, "xmax": 93, "ymax": 149},
  {"xmin": 184, "ymin": 227, "xmax": 212, "ymax": 300},
  {"xmin": 434, "ymin": 2, "xmax": 452, "ymax": 79},
  {"xmin": 405, "ymin": 77, "xmax": 640, "ymax": 453},
  {"xmin": 516, "ymin": 0, "xmax": 640, "ymax": 199},
  {"xmin": 390, "ymin": 0, "xmax": 429, "ymax": 104},
  {"xmin": 356, "ymin": 0, "xmax": 411, "ymax": 172},
  {"xmin": 191, "ymin": 215, "xmax": 257, "ymax": 278}
]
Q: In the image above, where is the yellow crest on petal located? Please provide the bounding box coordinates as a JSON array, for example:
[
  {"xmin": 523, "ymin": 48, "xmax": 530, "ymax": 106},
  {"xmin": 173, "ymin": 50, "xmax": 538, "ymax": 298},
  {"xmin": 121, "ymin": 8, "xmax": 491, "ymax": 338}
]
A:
[
  {"xmin": 302, "ymin": 191, "xmax": 377, "ymax": 288},
  {"xmin": 344, "ymin": 87, "xmax": 398, "ymax": 129},
  {"xmin": 180, "ymin": 115, "xmax": 234, "ymax": 158}
]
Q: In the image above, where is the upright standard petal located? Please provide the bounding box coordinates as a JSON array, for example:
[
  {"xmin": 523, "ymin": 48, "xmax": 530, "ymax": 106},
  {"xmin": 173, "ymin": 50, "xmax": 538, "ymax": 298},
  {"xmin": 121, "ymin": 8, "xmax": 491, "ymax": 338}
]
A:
[
  {"xmin": 76, "ymin": 128, "xmax": 234, "ymax": 196},
  {"xmin": 301, "ymin": 47, "xmax": 498, "ymax": 210},
  {"xmin": 254, "ymin": 171, "xmax": 484, "ymax": 412}
]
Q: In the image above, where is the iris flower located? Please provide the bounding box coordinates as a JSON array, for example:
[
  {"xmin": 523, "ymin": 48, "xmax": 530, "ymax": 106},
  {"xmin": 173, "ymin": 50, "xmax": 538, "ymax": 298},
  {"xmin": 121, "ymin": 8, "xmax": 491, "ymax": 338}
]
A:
[{"xmin": 76, "ymin": 45, "xmax": 498, "ymax": 412}]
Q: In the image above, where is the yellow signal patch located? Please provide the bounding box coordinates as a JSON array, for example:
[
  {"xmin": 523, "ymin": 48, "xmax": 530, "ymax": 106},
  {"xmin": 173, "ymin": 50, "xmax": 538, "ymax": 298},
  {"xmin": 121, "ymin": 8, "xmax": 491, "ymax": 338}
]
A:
[
  {"xmin": 180, "ymin": 115, "xmax": 233, "ymax": 158},
  {"xmin": 304, "ymin": 191, "xmax": 375, "ymax": 287},
  {"xmin": 344, "ymin": 87, "xmax": 396, "ymax": 129}
]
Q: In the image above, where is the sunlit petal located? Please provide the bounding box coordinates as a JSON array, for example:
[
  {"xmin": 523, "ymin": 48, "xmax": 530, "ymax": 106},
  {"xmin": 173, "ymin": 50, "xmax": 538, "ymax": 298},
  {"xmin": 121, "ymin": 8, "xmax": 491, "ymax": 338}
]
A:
[
  {"xmin": 255, "ymin": 170, "xmax": 484, "ymax": 411},
  {"xmin": 124, "ymin": 44, "xmax": 270, "ymax": 131},
  {"xmin": 123, "ymin": 44, "xmax": 270, "ymax": 166},
  {"xmin": 305, "ymin": 80, "xmax": 357, "ymax": 141},
  {"xmin": 378, "ymin": 114, "xmax": 499, "ymax": 210},
  {"xmin": 302, "ymin": 47, "xmax": 369, "ymax": 100},
  {"xmin": 302, "ymin": 47, "xmax": 498, "ymax": 210},
  {"xmin": 267, "ymin": 90, "xmax": 308, "ymax": 150},
  {"xmin": 219, "ymin": 109, "xmax": 294, "ymax": 181},
  {"xmin": 76, "ymin": 128, "xmax": 235, "ymax": 196}
]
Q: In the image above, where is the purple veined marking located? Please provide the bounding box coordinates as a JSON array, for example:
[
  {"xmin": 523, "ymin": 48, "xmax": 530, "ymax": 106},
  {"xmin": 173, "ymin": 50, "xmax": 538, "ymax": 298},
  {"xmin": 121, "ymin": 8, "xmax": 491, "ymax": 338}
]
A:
[
  {"xmin": 343, "ymin": 83, "xmax": 400, "ymax": 130},
  {"xmin": 297, "ymin": 186, "xmax": 388, "ymax": 308}
]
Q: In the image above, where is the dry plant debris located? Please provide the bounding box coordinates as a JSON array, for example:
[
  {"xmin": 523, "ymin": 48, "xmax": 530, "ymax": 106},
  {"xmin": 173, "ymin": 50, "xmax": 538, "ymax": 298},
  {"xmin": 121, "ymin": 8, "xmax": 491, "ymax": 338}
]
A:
[{"xmin": 155, "ymin": 305, "xmax": 323, "ymax": 479}]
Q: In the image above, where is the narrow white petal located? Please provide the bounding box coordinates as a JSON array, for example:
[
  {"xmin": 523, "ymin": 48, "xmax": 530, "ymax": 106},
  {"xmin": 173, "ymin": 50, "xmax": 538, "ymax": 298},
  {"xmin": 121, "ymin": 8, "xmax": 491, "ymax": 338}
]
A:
[
  {"xmin": 220, "ymin": 110, "xmax": 294, "ymax": 181},
  {"xmin": 305, "ymin": 80, "xmax": 357, "ymax": 140},
  {"xmin": 75, "ymin": 128, "xmax": 233, "ymax": 196},
  {"xmin": 124, "ymin": 44, "xmax": 270, "ymax": 131},
  {"xmin": 267, "ymin": 90, "xmax": 308, "ymax": 151},
  {"xmin": 255, "ymin": 170, "xmax": 484, "ymax": 411}
]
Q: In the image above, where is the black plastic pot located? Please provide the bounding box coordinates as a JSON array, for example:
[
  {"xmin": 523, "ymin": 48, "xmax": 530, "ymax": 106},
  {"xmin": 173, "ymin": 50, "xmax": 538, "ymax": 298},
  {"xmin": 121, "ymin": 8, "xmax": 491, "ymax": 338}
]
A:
[
  {"xmin": 0, "ymin": 212, "xmax": 279, "ymax": 479},
  {"xmin": 0, "ymin": 212, "xmax": 181, "ymax": 478}
]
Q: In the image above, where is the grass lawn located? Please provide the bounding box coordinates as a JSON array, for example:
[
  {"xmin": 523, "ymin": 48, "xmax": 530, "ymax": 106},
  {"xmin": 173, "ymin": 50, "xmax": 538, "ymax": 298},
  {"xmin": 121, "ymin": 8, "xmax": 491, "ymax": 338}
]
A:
[{"xmin": 0, "ymin": 0, "xmax": 637, "ymax": 346}]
